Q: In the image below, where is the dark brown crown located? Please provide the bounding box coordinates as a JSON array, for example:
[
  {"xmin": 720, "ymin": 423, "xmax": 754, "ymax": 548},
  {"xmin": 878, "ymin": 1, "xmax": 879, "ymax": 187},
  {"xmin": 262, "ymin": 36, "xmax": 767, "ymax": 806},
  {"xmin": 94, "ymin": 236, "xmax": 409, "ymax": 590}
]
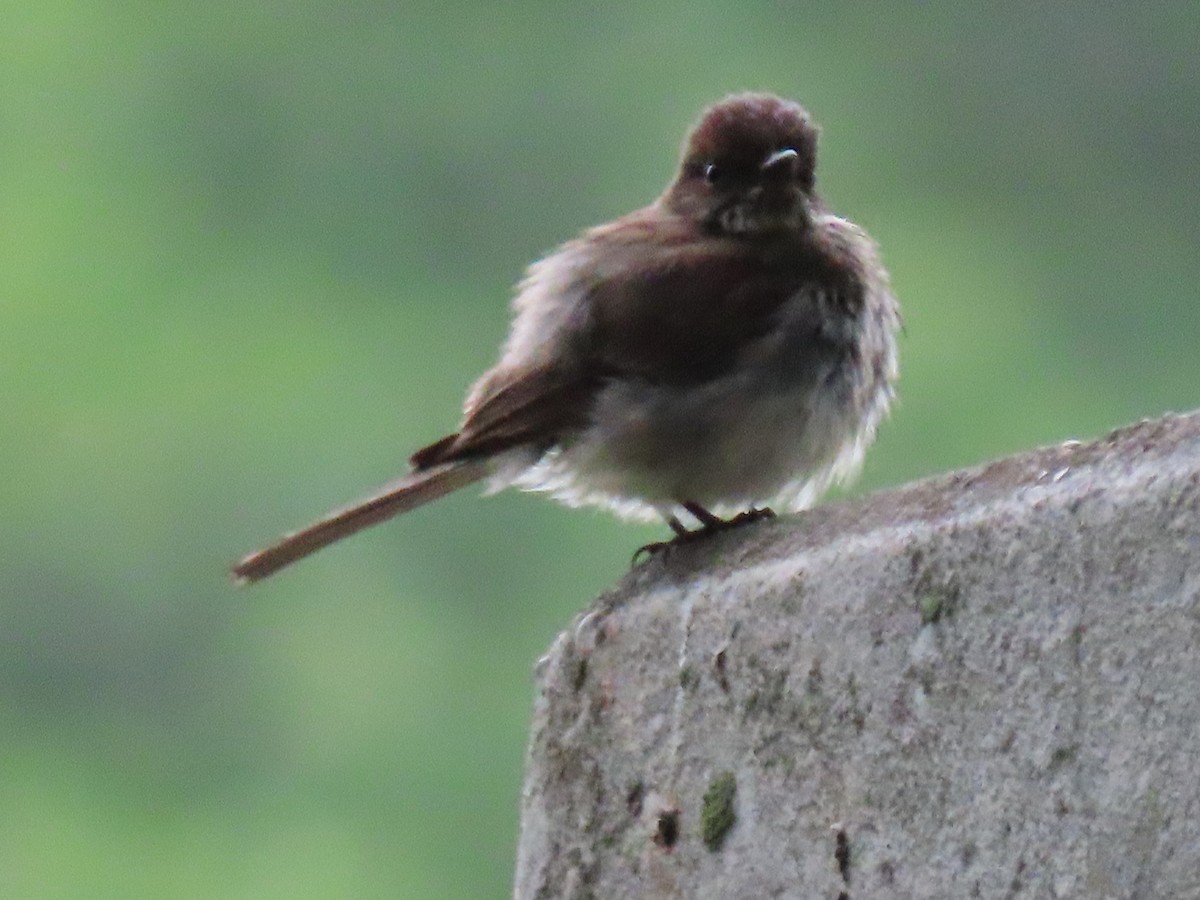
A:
[{"xmin": 681, "ymin": 93, "xmax": 818, "ymax": 189}]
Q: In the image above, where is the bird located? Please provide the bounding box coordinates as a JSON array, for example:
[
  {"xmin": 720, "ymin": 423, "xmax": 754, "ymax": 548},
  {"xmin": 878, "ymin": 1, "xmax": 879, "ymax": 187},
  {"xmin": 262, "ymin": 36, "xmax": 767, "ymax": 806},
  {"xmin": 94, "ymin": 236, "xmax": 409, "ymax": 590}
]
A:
[{"xmin": 232, "ymin": 92, "xmax": 900, "ymax": 583}]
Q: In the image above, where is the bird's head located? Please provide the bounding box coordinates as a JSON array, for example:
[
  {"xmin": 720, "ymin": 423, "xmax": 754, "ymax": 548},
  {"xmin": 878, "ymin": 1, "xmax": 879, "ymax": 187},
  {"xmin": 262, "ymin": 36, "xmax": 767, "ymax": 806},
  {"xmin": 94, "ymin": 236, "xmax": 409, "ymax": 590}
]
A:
[{"xmin": 662, "ymin": 93, "xmax": 819, "ymax": 237}]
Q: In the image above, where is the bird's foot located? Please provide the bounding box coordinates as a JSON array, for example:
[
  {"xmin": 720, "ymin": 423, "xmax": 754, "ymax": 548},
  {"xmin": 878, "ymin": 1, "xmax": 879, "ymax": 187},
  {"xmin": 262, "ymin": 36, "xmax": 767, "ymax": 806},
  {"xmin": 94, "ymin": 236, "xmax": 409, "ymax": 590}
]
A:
[
  {"xmin": 632, "ymin": 504, "xmax": 776, "ymax": 565},
  {"xmin": 726, "ymin": 506, "xmax": 776, "ymax": 527}
]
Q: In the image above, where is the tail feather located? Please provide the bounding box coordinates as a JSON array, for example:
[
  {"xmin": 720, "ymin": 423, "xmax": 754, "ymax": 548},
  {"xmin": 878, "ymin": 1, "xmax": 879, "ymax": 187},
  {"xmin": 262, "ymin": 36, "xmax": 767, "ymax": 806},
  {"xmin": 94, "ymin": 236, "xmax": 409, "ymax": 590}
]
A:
[{"xmin": 232, "ymin": 459, "xmax": 489, "ymax": 584}]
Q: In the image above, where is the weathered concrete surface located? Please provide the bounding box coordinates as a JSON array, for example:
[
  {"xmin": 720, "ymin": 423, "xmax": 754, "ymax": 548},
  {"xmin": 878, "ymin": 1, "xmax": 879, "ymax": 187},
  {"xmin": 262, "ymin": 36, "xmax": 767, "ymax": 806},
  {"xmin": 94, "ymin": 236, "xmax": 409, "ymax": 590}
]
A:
[{"xmin": 514, "ymin": 412, "xmax": 1200, "ymax": 899}]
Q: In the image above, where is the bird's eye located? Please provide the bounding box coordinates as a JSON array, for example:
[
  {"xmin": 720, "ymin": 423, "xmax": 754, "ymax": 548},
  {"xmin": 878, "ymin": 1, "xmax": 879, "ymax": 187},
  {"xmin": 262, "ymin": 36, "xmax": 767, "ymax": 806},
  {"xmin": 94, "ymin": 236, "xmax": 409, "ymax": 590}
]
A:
[{"xmin": 703, "ymin": 162, "xmax": 722, "ymax": 184}]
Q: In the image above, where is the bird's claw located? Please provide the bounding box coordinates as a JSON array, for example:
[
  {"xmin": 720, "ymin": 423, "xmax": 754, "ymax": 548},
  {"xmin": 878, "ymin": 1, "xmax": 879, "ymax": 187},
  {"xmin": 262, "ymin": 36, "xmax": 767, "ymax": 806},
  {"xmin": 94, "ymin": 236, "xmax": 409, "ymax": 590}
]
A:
[
  {"xmin": 728, "ymin": 506, "xmax": 776, "ymax": 526},
  {"xmin": 631, "ymin": 506, "xmax": 776, "ymax": 566}
]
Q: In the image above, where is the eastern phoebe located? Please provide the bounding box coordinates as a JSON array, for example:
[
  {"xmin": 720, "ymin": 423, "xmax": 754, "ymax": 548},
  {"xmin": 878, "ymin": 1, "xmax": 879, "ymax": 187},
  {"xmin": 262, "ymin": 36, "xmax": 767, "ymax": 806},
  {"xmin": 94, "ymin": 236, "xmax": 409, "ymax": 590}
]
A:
[{"xmin": 234, "ymin": 93, "xmax": 900, "ymax": 582}]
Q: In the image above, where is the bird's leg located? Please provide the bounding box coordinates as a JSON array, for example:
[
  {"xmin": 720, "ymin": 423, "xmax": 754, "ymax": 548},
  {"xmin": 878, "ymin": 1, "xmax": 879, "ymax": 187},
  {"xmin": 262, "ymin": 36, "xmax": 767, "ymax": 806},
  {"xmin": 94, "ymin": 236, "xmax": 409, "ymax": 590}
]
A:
[
  {"xmin": 667, "ymin": 515, "xmax": 691, "ymax": 537},
  {"xmin": 682, "ymin": 501, "xmax": 723, "ymax": 529},
  {"xmin": 632, "ymin": 502, "xmax": 777, "ymax": 564}
]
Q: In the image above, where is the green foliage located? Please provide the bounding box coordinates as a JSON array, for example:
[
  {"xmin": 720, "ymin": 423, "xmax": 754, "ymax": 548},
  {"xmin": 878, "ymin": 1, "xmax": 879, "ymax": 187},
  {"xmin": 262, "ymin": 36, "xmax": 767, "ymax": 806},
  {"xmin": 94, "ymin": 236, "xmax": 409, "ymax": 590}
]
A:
[{"xmin": 2, "ymin": 3, "xmax": 1198, "ymax": 896}]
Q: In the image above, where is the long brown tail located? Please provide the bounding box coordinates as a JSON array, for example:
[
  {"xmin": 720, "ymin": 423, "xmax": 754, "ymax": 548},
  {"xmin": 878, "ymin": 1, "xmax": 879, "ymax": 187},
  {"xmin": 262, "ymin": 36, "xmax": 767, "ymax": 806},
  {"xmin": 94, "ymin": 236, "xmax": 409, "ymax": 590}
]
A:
[{"xmin": 232, "ymin": 459, "xmax": 490, "ymax": 584}]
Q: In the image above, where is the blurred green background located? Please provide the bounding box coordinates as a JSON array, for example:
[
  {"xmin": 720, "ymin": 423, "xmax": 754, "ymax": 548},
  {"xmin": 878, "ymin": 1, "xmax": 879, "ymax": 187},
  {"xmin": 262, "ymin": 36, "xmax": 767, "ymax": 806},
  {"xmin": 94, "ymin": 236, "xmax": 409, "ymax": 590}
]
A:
[{"xmin": 3, "ymin": 3, "xmax": 1198, "ymax": 897}]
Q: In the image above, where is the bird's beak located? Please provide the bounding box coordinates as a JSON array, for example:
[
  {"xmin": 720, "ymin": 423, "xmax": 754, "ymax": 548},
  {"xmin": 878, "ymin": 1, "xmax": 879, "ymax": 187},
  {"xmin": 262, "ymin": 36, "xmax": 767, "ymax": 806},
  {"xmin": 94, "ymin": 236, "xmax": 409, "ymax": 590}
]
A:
[{"xmin": 760, "ymin": 148, "xmax": 800, "ymax": 177}]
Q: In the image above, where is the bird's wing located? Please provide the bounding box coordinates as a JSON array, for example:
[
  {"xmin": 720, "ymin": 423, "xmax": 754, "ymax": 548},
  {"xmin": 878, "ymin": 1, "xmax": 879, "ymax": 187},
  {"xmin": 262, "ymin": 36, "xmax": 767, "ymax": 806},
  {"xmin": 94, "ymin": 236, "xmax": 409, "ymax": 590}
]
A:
[
  {"xmin": 412, "ymin": 224, "xmax": 834, "ymax": 468},
  {"xmin": 410, "ymin": 362, "xmax": 599, "ymax": 467}
]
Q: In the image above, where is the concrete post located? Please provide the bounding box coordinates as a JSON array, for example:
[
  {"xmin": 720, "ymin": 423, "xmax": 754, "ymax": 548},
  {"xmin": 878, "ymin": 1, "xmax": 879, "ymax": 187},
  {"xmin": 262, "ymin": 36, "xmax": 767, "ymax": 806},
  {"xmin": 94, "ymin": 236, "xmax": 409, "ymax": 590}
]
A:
[{"xmin": 514, "ymin": 412, "xmax": 1200, "ymax": 899}]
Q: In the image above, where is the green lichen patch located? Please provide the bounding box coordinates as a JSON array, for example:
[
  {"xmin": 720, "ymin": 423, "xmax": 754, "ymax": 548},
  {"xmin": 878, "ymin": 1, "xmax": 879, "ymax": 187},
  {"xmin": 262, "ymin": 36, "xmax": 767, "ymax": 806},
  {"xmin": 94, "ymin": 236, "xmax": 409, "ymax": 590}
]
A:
[
  {"xmin": 918, "ymin": 592, "xmax": 945, "ymax": 624},
  {"xmin": 701, "ymin": 771, "xmax": 737, "ymax": 850},
  {"xmin": 679, "ymin": 664, "xmax": 697, "ymax": 690},
  {"xmin": 1048, "ymin": 744, "xmax": 1079, "ymax": 771},
  {"xmin": 913, "ymin": 567, "xmax": 962, "ymax": 625}
]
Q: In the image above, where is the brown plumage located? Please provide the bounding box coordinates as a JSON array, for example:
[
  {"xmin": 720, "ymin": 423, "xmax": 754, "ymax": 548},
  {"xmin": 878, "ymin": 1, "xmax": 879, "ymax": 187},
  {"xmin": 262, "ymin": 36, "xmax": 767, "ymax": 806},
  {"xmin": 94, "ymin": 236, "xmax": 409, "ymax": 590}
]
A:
[{"xmin": 232, "ymin": 93, "xmax": 899, "ymax": 583}]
